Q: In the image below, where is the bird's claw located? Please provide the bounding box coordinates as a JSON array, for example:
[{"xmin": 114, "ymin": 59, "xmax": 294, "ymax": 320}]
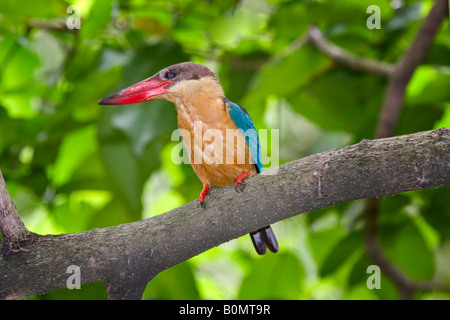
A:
[
  {"xmin": 234, "ymin": 178, "xmax": 240, "ymax": 193},
  {"xmin": 199, "ymin": 184, "xmax": 209, "ymax": 209},
  {"xmin": 234, "ymin": 171, "xmax": 249, "ymax": 193}
]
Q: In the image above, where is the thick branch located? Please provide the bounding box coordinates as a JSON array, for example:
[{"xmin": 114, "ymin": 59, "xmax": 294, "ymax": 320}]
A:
[
  {"xmin": 1, "ymin": 128, "xmax": 449, "ymax": 299},
  {"xmin": 0, "ymin": 171, "xmax": 36, "ymax": 255}
]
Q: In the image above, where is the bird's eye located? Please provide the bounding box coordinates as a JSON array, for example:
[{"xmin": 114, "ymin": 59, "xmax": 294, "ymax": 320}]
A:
[{"xmin": 164, "ymin": 71, "xmax": 175, "ymax": 80}]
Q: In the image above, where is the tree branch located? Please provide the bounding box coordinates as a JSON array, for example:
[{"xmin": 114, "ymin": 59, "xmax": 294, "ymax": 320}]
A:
[
  {"xmin": 364, "ymin": 198, "xmax": 450, "ymax": 299},
  {"xmin": 308, "ymin": 0, "xmax": 450, "ymax": 299},
  {"xmin": 307, "ymin": 25, "xmax": 395, "ymax": 77},
  {"xmin": 364, "ymin": 0, "xmax": 449, "ymax": 300},
  {"xmin": 1, "ymin": 128, "xmax": 449, "ymax": 299},
  {"xmin": 376, "ymin": 0, "xmax": 449, "ymax": 139},
  {"xmin": 0, "ymin": 171, "xmax": 36, "ymax": 255}
]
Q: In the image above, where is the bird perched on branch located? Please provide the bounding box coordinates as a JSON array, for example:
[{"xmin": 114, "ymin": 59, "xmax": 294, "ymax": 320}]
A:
[{"xmin": 99, "ymin": 62, "xmax": 279, "ymax": 255}]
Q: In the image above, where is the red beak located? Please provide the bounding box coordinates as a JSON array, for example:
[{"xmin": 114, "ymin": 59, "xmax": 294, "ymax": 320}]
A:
[{"xmin": 98, "ymin": 77, "xmax": 173, "ymax": 105}]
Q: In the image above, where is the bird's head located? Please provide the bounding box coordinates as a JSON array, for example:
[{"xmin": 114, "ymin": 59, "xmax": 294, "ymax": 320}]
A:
[{"xmin": 98, "ymin": 62, "xmax": 223, "ymax": 105}]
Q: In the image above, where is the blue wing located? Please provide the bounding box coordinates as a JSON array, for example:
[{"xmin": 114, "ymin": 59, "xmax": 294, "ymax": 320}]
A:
[{"xmin": 225, "ymin": 98, "xmax": 263, "ymax": 173}]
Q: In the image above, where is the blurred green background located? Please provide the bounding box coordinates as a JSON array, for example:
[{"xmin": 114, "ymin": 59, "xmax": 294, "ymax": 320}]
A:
[{"xmin": 0, "ymin": 0, "xmax": 449, "ymax": 300}]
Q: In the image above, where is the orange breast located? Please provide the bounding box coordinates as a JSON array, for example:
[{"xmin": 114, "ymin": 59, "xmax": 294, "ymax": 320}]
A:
[{"xmin": 175, "ymin": 96, "xmax": 257, "ymax": 187}]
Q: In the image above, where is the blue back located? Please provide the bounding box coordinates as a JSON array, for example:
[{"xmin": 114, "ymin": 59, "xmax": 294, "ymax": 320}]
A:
[{"xmin": 225, "ymin": 99, "xmax": 263, "ymax": 173}]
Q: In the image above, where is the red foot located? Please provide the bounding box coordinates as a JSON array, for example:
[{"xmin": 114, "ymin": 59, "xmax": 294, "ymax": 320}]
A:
[
  {"xmin": 234, "ymin": 171, "xmax": 249, "ymax": 193},
  {"xmin": 199, "ymin": 184, "xmax": 209, "ymax": 208}
]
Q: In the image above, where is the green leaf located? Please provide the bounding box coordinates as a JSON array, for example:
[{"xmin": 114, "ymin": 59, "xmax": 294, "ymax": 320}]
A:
[
  {"xmin": 348, "ymin": 253, "xmax": 401, "ymax": 300},
  {"xmin": 209, "ymin": 9, "xmax": 270, "ymax": 49},
  {"xmin": 406, "ymin": 66, "xmax": 450, "ymax": 106},
  {"xmin": 348, "ymin": 252, "xmax": 372, "ymax": 287},
  {"xmin": 80, "ymin": 0, "xmax": 114, "ymax": 39},
  {"xmin": 381, "ymin": 221, "xmax": 434, "ymax": 281},
  {"xmin": 320, "ymin": 231, "xmax": 363, "ymax": 277},
  {"xmin": 421, "ymin": 188, "xmax": 450, "ymax": 241},
  {"xmin": 52, "ymin": 191, "xmax": 111, "ymax": 233},
  {"xmin": 29, "ymin": 281, "xmax": 108, "ymax": 300},
  {"xmin": 290, "ymin": 70, "xmax": 384, "ymax": 133},
  {"xmin": 142, "ymin": 261, "xmax": 200, "ymax": 300},
  {"xmin": 343, "ymin": 283, "xmax": 380, "ymax": 300},
  {"xmin": 0, "ymin": 37, "xmax": 38, "ymax": 89},
  {"xmin": 65, "ymin": 67, "xmax": 123, "ymax": 121},
  {"xmin": 0, "ymin": 0, "xmax": 65, "ymax": 30},
  {"xmin": 395, "ymin": 104, "xmax": 443, "ymax": 136},
  {"xmin": 52, "ymin": 125, "xmax": 98, "ymax": 187},
  {"xmin": 109, "ymin": 100, "xmax": 176, "ymax": 157},
  {"xmin": 386, "ymin": 2, "xmax": 422, "ymax": 31},
  {"xmin": 238, "ymin": 252, "xmax": 303, "ymax": 299},
  {"xmin": 308, "ymin": 214, "xmax": 346, "ymax": 266},
  {"xmin": 65, "ymin": 45, "xmax": 103, "ymax": 82},
  {"xmin": 88, "ymin": 198, "xmax": 137, "ymax": 229},
  {"xmin": 58, "ymin": 152, "xmax": 111, "ymax": 194},
  {"xmin": 98, "ymin": 141, "xmax": 144, "ymax": 215},
  {"xmin": 243, "ymin": 45, "xmax": 330, "ymax": 112}
]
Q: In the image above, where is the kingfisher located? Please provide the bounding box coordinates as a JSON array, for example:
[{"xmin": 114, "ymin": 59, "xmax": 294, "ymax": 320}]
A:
[{"xmin": 99, "ymin": 62, "xmax": 279, "ymax": 255}]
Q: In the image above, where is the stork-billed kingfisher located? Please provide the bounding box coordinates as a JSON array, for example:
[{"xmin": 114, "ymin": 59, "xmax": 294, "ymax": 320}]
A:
[{"xmin": 99, "ymin": 62, "xmax": 279, "ymax": 255}]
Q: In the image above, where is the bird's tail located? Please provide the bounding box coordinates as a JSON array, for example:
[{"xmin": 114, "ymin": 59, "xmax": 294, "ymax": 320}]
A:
[{"xmin": 250, "ymin": 225, "xmax": 279, "ymax": 255}]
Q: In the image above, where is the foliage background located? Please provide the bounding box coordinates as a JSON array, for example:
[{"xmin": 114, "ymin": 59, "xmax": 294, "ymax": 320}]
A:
[{"xmin": 0, "ymin": 0, "xmax": 449, "ymax": 299}]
